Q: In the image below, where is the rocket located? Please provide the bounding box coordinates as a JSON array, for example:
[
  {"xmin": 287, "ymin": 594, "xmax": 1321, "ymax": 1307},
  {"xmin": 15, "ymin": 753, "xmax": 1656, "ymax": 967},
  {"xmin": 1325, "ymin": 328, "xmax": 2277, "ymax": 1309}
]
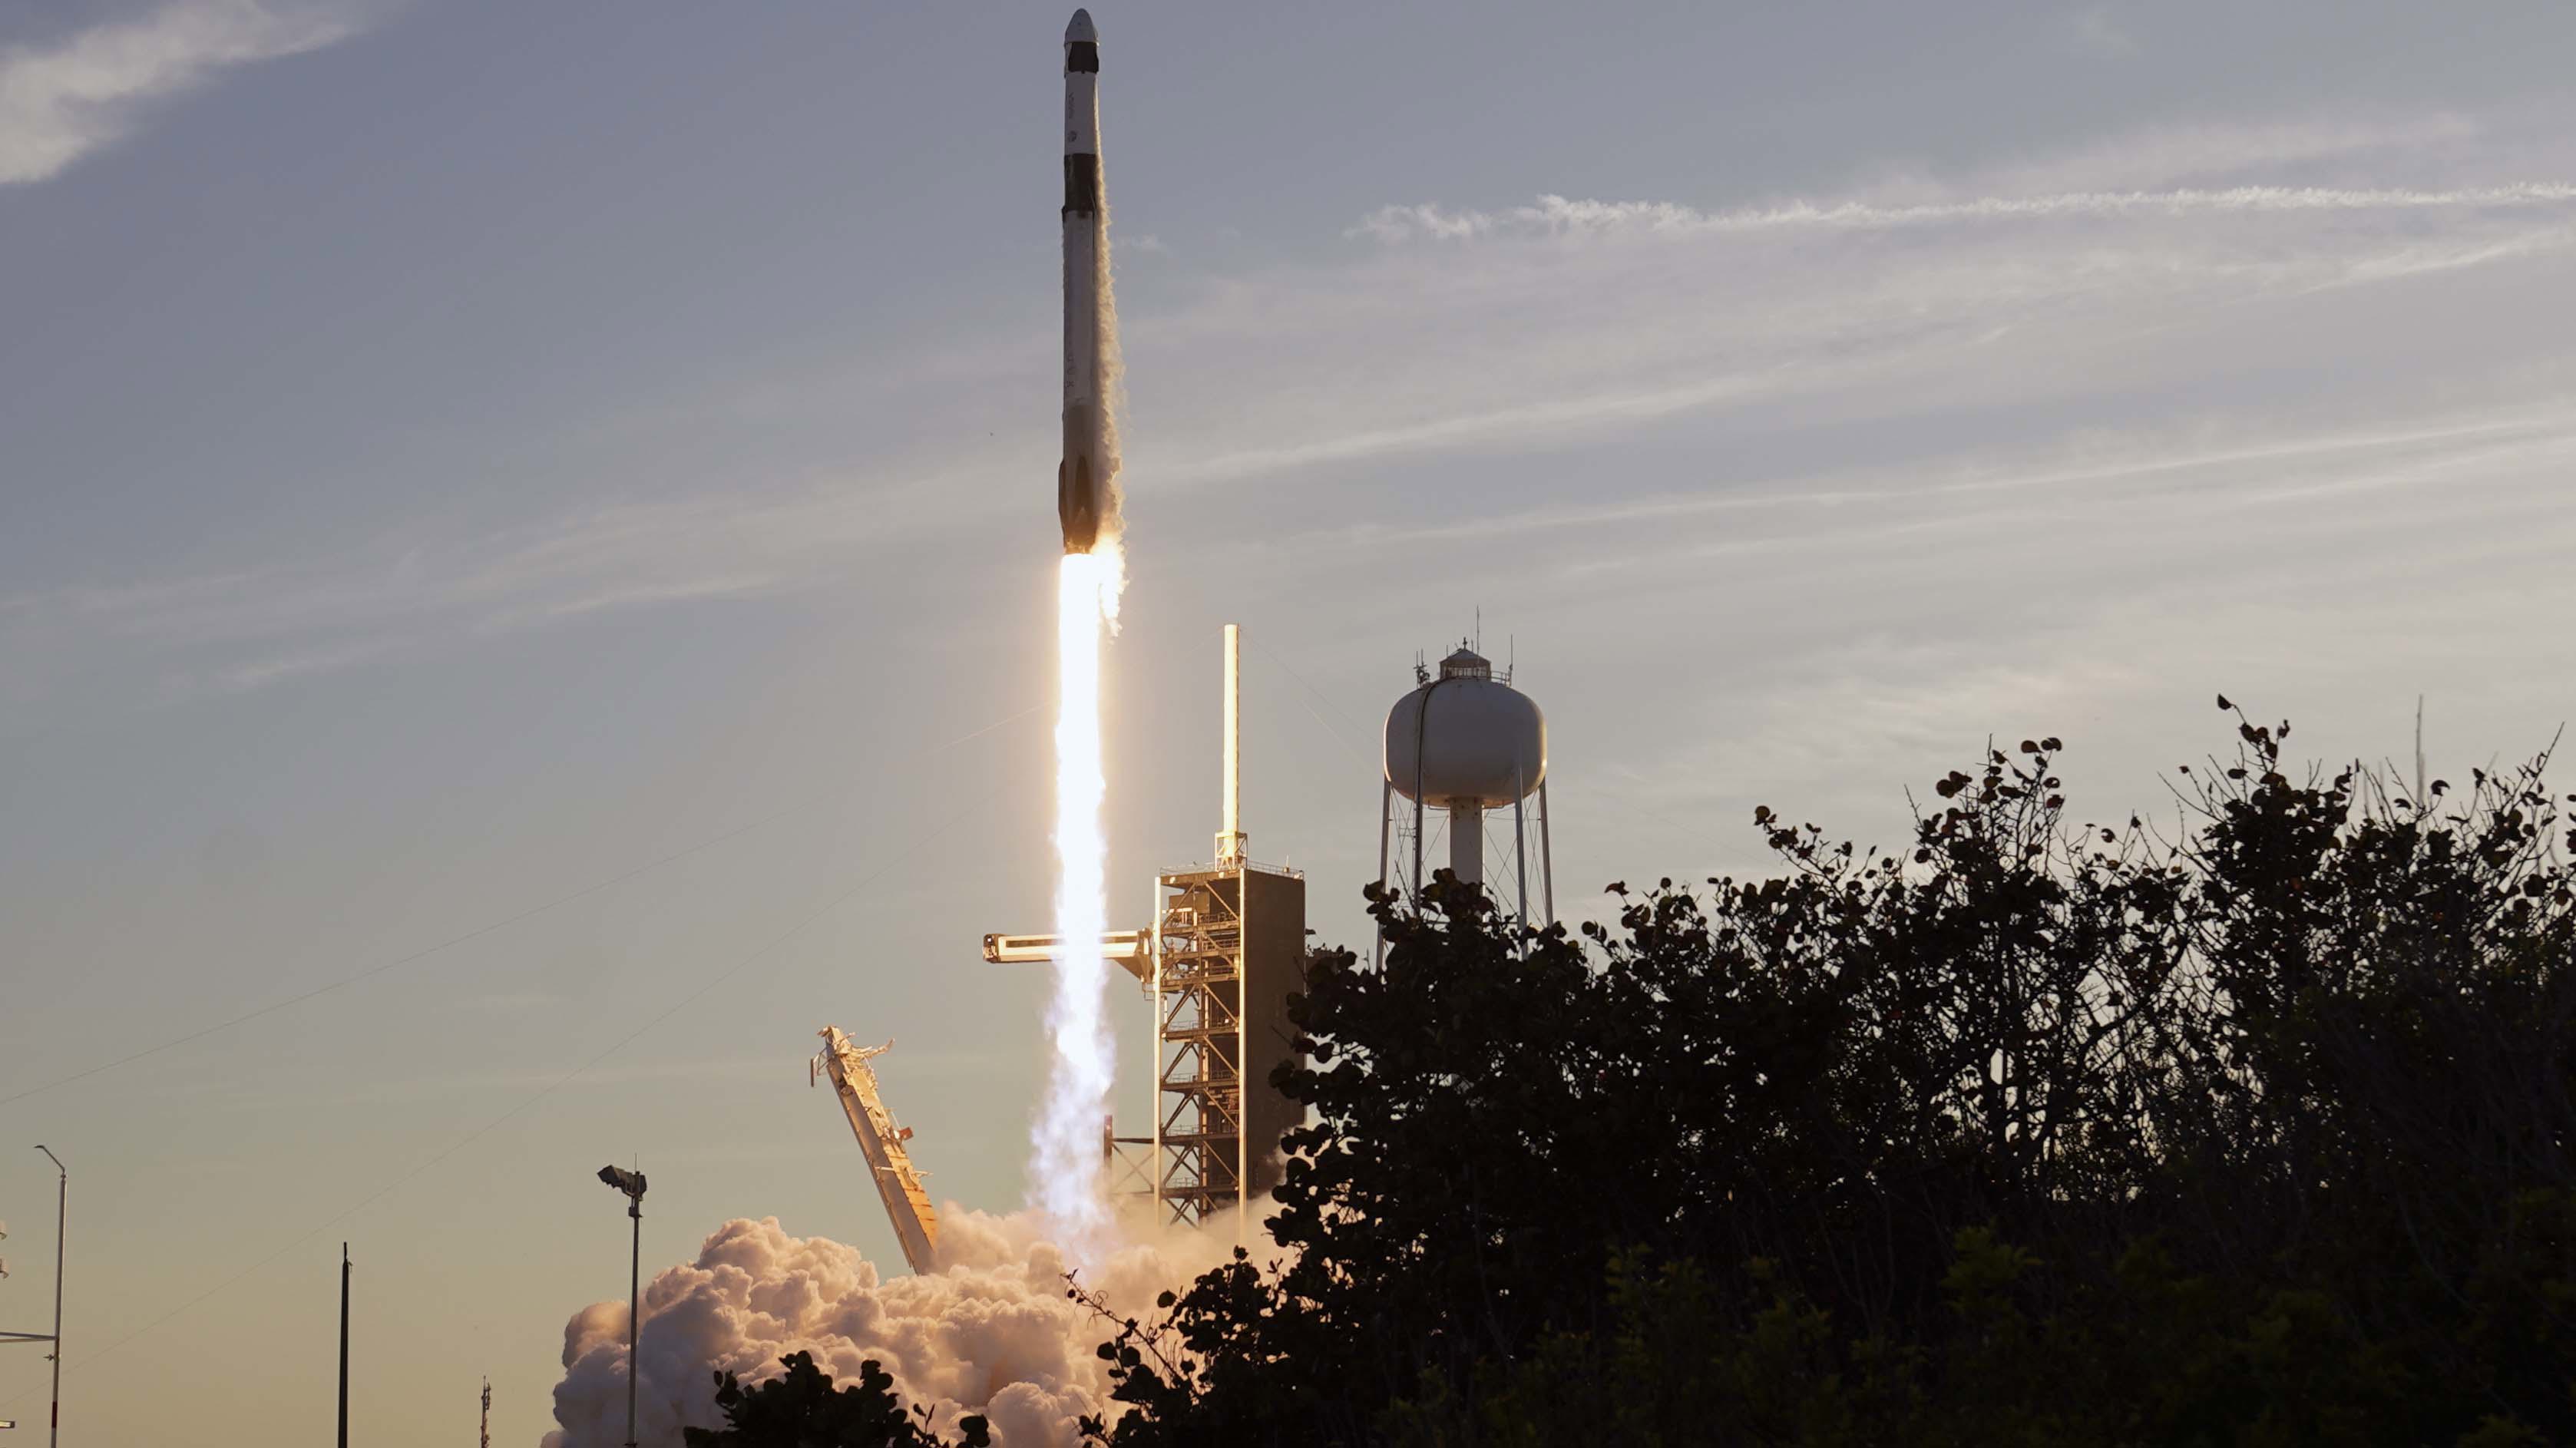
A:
[{"xmin": 1059, "ymin": 8, "xmax": 1109, "ymax": 554}]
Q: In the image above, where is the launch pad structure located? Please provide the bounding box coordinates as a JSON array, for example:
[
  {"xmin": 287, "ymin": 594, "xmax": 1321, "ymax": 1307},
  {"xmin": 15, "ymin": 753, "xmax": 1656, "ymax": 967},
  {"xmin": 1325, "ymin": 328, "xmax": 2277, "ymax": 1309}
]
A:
[
  {"xmin": 811, "ymin": 1029, "xmax": 941, "ymax": 1274},
  {"xmin": 1142, "ymin": 836, "xmax": 1305, "ymax": 1228},
  {"xmin": 984, "ymin": 624, "xmax": 1308, "ymax": 1233}
]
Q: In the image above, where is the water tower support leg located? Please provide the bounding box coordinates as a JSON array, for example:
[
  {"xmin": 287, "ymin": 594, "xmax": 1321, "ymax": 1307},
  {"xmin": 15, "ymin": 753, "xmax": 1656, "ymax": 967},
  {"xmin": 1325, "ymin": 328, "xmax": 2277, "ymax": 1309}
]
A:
[
  {"xmin": 1538, "ymin": 782, "xmax": 1555, "ymax": 926},
  {"xmin": 1513, "ymin": 772, "xmax": 1529, "ymax": 927},
  {"xmin": 1375, "ymin": 780, "xmax": 1394, "ymax": 966},
  {"xmin": 1412, "ymin": 792, "xmax": 1425, "ymax": 900}
]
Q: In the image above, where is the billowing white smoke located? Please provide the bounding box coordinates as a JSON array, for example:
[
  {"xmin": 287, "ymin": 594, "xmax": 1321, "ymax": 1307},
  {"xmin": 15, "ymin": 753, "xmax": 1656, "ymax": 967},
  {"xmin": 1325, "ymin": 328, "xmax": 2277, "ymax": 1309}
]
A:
[{"xmin": 543, "ymin": 1209, "xmax": 1228, "ymax": 1448}]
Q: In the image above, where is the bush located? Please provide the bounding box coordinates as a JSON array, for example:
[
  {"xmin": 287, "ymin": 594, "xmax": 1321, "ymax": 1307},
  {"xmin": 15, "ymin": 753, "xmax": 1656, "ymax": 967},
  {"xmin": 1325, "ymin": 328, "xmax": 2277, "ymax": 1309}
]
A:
[
  {"xmin": 1093, "ymin": 706, "xmax": 2576, "ymax": 1446},
  {"xmin": 682, "ymin": 1350, "xmax": 990, "ymax": 1448}
]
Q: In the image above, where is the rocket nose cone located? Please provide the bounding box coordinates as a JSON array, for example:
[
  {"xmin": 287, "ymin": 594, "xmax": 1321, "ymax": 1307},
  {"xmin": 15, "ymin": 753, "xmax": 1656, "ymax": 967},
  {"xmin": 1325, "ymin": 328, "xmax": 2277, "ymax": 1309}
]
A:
[{"xmin": 1066, "ymin": 9, "xmax": 1097, "ymax": 43}]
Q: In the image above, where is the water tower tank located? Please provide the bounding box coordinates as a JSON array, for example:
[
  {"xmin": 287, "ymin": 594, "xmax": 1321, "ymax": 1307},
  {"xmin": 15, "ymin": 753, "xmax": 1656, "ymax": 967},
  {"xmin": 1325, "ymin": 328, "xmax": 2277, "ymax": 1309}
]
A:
[
  {"xmin": 1385, "ymin": 643, "xmax": 1547, "ymax": 818},
  {"xmin": 1377, "ymin": 644, "xmax": 1554, "ymax": 926}
]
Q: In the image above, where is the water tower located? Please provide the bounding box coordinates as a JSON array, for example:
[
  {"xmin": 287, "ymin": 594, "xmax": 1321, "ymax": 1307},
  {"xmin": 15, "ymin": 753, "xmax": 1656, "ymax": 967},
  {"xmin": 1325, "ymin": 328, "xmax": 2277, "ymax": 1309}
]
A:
[{"xmin": 1379, "ymin": 643, "xmax": 1553, "ymax": 954}]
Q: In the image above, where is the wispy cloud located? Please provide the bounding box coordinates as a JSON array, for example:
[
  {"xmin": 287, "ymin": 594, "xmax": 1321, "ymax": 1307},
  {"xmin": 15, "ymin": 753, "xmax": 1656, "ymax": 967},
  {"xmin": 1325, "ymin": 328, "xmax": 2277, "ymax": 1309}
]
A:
[
  {"xmin": 12, "ymin": 111, "xmax": 2576, "ymax": 706},
  {"xmin": 1268, "ymin": 405, "xmax": 2576, "ymax": 557},
  {"xmin": 0, "ymin": 0, "xmax": 365, "ymax": 185},
  {"xmin": 2061, "ymin": 6, "xmax": 2139, "ymax": 59},
  {"xmin": 1156, "ymin": 154, "xmax": 2576, "ymax": 487},
  {"xmin": 1349, "ymin": 182, "xmax": 2576, "ymax": 244},
  {"xmin": 1968, "ymin": 114, "xmax": 2487, "ymax": 196},
  {"xmin": 213, "ymin": 636, "xmax": 400, "ymax": 693}
]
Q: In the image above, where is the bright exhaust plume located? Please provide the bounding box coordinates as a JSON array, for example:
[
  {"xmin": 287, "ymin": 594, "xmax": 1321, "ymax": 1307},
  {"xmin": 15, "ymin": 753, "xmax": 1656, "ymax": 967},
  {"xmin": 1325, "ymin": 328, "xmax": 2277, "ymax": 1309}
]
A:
[{"xmin": 1033, "ymin": 550, "xmax": 1119, "ymax": 1257}]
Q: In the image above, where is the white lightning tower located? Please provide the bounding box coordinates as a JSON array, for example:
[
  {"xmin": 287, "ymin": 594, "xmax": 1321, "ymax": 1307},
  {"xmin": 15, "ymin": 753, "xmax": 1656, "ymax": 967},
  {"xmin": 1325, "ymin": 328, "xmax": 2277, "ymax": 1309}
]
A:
[
  {"xmin": 1217, "ymin": 623, "xmax": 1247, "ymax": 865},
  {"xmin": 1379, "ymin": 643, "xmax": 1553, "ymax": 957}
]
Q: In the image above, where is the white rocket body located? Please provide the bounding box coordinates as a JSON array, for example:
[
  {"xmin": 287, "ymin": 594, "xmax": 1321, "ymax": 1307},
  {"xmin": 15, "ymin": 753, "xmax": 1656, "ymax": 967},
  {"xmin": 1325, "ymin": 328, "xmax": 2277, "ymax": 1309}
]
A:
[{"xmin": 1058, "ymin": 9, "xmax": 1109, "ymax": 554}]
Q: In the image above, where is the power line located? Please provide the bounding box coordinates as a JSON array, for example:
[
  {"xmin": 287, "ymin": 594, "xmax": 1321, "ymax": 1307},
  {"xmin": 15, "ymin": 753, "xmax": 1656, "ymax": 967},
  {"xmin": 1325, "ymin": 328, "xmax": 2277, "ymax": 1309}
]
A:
[
  {"xmin": 0, "ymin": 705, "xmax": 1041, "ymax": 1111},
  {"xmin": 1246, "ymin": 633, "xmax": 1369, "ymax": 765}
]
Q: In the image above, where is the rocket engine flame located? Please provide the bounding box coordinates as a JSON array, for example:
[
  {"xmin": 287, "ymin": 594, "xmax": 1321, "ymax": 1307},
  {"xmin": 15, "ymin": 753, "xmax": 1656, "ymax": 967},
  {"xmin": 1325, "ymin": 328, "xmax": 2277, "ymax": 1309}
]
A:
[{"xmin": 1034, "ymin": 551, "xmax": 1118, "ymax": 1256}]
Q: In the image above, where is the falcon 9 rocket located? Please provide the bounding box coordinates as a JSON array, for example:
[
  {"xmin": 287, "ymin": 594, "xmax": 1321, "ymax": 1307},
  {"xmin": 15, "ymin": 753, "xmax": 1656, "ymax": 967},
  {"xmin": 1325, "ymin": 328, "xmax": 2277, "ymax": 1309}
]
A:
[{"xmin": 1058, "ymin": 8, "xmax": 1113, "ymax": 554}]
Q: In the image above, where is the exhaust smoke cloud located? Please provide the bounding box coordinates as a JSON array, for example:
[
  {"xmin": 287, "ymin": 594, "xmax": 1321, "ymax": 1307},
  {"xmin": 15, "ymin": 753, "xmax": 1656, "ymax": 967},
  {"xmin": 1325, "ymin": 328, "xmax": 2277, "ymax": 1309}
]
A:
[{"xmin": 543, "ymin": 1211, "xmax": 1226, "ymax": 1448}]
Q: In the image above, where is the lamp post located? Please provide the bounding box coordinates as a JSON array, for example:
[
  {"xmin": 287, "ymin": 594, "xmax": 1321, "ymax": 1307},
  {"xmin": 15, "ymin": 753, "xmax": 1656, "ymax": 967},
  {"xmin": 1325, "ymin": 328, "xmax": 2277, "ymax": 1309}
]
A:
[
  {"xmin": 596, "ymin": 1167, "xmax": 646, "ymax": 1448},
  {"xmin": 35, "ymin": 1148, "xmax": 63, "ymax": 1448},
  {"xmin": 337, "ymin": 1243, "xmax": 351, "ymax": 1448}
]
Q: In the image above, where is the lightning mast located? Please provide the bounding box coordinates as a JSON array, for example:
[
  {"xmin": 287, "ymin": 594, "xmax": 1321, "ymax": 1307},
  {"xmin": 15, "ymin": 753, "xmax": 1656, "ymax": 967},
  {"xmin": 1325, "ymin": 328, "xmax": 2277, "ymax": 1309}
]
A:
[{"xmin": 811, "ymin": 1030, "xmax": 941, "ymax": 1274}]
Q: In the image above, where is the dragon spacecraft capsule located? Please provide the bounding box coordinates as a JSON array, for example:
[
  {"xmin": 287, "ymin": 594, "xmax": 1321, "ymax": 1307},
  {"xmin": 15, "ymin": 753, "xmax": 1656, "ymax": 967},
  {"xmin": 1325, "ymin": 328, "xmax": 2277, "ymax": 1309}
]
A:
[{"xmin": 1059, "ymin": 8, "xmax": 1109, "ymax": 554}]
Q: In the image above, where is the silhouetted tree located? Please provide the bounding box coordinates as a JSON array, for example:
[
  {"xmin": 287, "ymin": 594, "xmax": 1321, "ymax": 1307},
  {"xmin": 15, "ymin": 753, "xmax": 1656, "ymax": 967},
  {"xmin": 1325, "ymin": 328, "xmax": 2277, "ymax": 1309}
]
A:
[
  {"xmin": 682, "ymin": 1350, "xmax": 990, "ymax": 1448},
  {"xmin": 1090, "ymin": 703, "xmax": 2576, "ymax": 1446}
]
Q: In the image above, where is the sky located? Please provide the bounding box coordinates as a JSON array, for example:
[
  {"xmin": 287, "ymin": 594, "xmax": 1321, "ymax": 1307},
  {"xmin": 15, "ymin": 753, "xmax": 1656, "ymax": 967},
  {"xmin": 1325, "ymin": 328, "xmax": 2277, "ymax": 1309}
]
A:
[{"xmin": 3, "ymin": 0, "xmax": 2575, "ymax": 1441}]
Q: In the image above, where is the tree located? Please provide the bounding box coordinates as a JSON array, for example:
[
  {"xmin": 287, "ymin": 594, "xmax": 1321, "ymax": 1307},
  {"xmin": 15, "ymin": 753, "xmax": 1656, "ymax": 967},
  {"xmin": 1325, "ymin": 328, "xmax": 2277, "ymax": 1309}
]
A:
[
  {"xmin": 682, "ymin": 1350, "xmax": 990, "ymax": 1448},
  {"xmin": 1093, "ymin": 706, "xmax": 2576, "ymax": 1446}
]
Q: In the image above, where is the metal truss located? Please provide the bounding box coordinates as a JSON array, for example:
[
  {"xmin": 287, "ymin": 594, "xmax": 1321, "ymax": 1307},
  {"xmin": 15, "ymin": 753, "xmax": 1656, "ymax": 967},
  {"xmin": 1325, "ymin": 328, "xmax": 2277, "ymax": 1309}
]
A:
[{"xmin": 1152, "ymin": 867, "xmax": 1247, "ymax": 1228}]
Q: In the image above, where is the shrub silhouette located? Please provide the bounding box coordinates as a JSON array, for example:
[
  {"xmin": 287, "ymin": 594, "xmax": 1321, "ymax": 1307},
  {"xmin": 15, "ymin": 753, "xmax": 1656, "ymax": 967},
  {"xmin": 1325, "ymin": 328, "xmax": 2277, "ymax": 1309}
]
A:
[
  {"xmin": 683, "ymin": 1350, "xmax": 990, "ymax": 1448},
  {"xmin": 1084, "ymin": 706, "xmax": 2576, "ymax": 1446}
]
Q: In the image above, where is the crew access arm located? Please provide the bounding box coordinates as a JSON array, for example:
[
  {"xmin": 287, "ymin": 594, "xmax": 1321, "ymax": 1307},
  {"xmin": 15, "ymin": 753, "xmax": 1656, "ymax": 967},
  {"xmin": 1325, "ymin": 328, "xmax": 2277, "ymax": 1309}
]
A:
[{"xmin": 811, "ymin": 1028, "xmax": 940, "ymax": 1275}]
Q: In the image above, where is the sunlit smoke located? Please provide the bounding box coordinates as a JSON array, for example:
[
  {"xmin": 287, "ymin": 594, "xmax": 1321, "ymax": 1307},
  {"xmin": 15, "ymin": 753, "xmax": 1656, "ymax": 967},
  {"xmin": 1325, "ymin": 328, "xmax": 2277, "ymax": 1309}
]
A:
[
  {"xmin": 1034, "ymin": 552, "xmax": 1118, "ymax": 1257},
  {"xmin": 541, "ymin": 1212, "xmax": 1231, "ymax": 1447}
]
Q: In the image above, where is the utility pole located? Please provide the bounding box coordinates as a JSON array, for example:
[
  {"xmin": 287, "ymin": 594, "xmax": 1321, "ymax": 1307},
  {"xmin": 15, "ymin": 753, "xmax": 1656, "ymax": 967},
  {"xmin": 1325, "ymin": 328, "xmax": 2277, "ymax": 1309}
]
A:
[
  {"xmin": 338, "ymin": 1242, "xmax": 350, "ymax": 1448},
  {"xmin": 597, "ymin": 1167, "xmax": 647, "ymax": 1448}
]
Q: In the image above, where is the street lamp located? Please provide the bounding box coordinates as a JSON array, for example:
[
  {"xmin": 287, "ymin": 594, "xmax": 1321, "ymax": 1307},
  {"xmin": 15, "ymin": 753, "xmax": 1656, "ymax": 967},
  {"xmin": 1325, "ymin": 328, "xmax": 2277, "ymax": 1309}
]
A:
[
  {"xmin": 34, "ymin": 1149, "xmax": 62, "ymax": 1448},
  {"xmin": 596, "ymin": 1166, "xmax": 646, "ymax": 1448}
]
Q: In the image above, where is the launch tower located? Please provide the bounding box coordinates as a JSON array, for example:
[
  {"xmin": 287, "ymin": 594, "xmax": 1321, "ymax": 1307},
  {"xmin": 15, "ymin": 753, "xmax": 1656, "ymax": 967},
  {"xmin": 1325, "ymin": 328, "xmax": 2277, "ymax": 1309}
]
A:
[
  {"xmin": 984, "ymin": 625, "xmax": 1308, "ymax": 1232},
  {"xmin": 1145, "ymin": 626, "xmax": 1305, "ymax": 1226}
]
